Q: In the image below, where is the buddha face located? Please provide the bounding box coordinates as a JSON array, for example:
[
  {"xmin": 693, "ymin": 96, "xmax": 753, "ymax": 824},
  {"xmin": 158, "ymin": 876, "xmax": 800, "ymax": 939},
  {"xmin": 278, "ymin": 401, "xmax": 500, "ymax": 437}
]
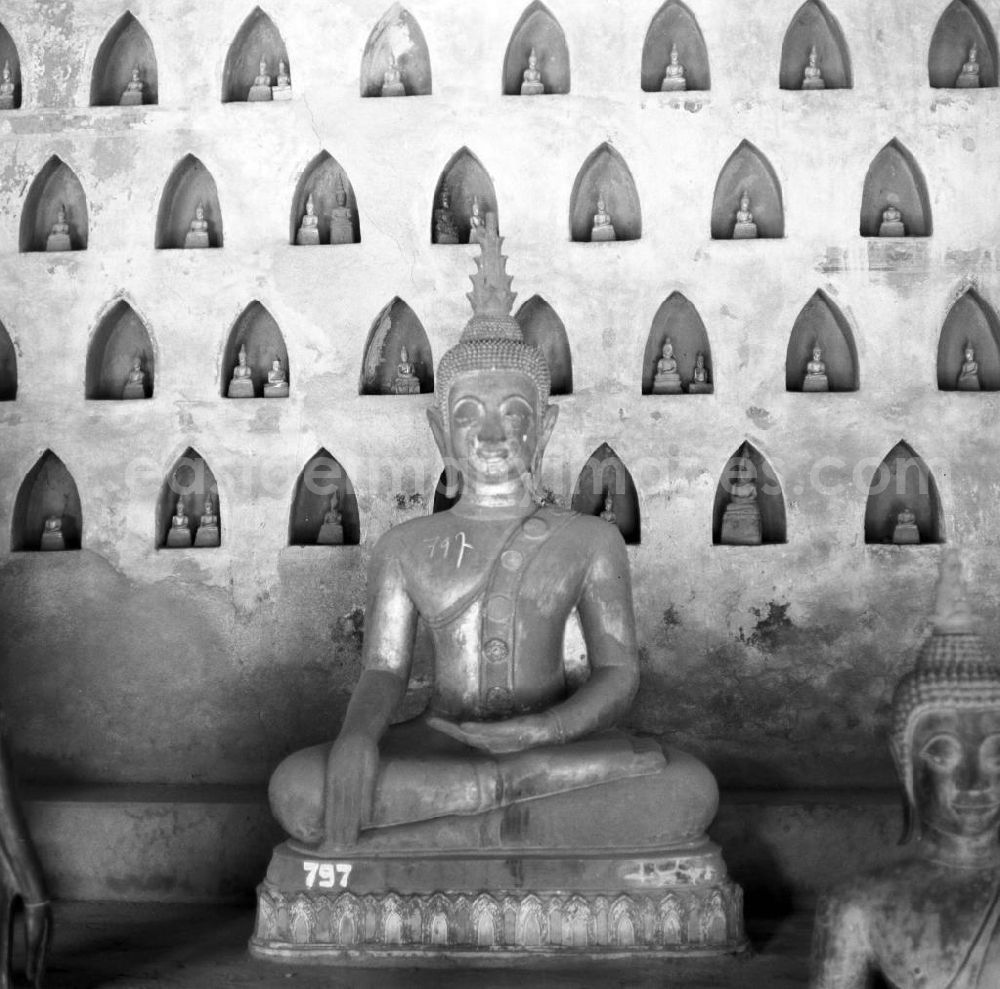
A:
[
  {"xmin": 966, "ymin": 347, "xmax": 975, "ymax": 361},
  {"xmin": 195, "ymin": 205, "xmax": 204, "ymax": 221},
  {"xmin": 696, "ymin": 354, "xmax": 705, "ymax": 367},
  {"xmin": 813, "ymin": 348, "xmax": 822, "ymax": 361},
  {"xmin": 662, "ymin": 342, "xmax": 673, "ymax": 358},
  {"xmin": 912, "ymin": 708, "xmax": 1000, "ymax": 840}
]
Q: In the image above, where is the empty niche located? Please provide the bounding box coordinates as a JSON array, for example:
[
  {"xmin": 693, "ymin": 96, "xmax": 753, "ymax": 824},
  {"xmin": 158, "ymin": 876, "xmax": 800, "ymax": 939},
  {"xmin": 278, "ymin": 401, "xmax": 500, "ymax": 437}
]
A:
[
  {"xmin": 86, "ymin": 300, "xmax": 155, "ymax": 400},
  {"xmin": 156, "ymin": 448, "xmax": 222, "ymax": 549},
  {"xmin": 502, "ymin": 2, "xmax": 570, "ymax": 96},
  {"xmin": 433, "ymin": 468, "xmax": 463, "ymax": 513},
  {"xmin": 0, "ymin": 22, "xmax": 22, "ymax": 108},
  {"xmin": 290, "ymin": 152, "xmax": 361, "ymax": 246},
  {"xmin": 712, "ymin": 443, "xmax": 786, "ymax": 546},
  {"xmin": 360, "ymin": 4, "xmax": 432, "ymax": 97},
  {"xmin": 221, "ymin": 302, "xmax": 288, "ymax": 398},
  {"xmin": 0, "ymin": 321, "xmax": 16, "ymax": 400},
  {"xmin": 432, "ymin": 149, "xmax": 499, "ymax": 245},
  {"xmin": 20, "ymin": 156, "xmax": 88, "ymax": 253},
  {"xmin": 222, "ymin": 6, "xmax": 289, "ymax": 103},
  {"xmin": 711, "ymin": 141, "xmax": 784, "ymax": 240},
  {"xmin": 360, "ymin": 298, "xmax": 433, "ymax": 395},
  {"xmin": 641, "ymin": 292, "xmax": 713, "ymax": 395},
  {"xmin": 860, "ymin": 140, "xmax": 931, "ymax": 238},
  {"xmin": 569, "ymin": 144, "xmax": 642, "ymax": 243},
  {"xmin": 571, "ymin": 444, "xmax": 641, "ymax": 545},
  {"xmin": 11, "ymin": 450, "xmax": 83, "ymax": 551},
  {"xmin": 156, "ymin": 155, "xmax": 223, "ymax": 249},
  {"xmin": 864, "ymin": 441, "xmax": 943, "ymax": 545},
  {"xmin": 640, "ymin": 0, "xmax": 711, "ymax": 92},
  {"xmin": 785, "ymin": 291, "xmax": 858, "ymax": 392},
  {"xmin": 929, "ymin": 0, "xmax": 998, "ymax": 88},
  {"xmin": 937, "ymin": 289, "xmax": 1000, "ymax": 391},
  {"xmin": 779, "ymin": 0, "xmax": 852, "ymax": 90},
  {"xmin": 289, "ymin": 449, "xmax": 361, "ymax": 546},
  {"xmin": 515, "ymin": 296, "xmax": 572, "ymax": 394},
  {"xmin": 91, "ymin": 11, "xmax": 158, "ymax": 106}
]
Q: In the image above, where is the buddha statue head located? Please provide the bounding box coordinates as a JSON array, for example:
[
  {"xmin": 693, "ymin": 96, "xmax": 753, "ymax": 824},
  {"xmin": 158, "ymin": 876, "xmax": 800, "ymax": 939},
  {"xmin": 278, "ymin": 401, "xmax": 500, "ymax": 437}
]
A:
[
  {"xmin": 259, "ymin": 57, "xmax": 267, "ymax": 75},
  {"xmin": 808, "ymin": 45, "xmax": 818, "ymax": 68},
  {"xmin": 334, "ymin": 173, "xmax": 347, "ymax": 208},
  {"xmin": 968, "ymin": 43, "xmax": 979, "ymax": 66},
  {"xmin": 238, "ymin": 344, "xmax": 248, "ymax": 367},
  {"xmin": 890, "ymin": 551, "xmax": 1000, "ymax": 862},
  {"xmin": 43, "ymin": 515, "xmax": 61, "ymax": 532},
  {"xmin": 428, "ymin": 212, "xmax": 554, "ymax": 498},
  {"xmin": 740, "ymin": 190, "xmax": 751, "ymax": 213},
  {"xmin": 2, "ymin": 61, "xmax": 10, "ymax": 83},
  {"xmin": 528, "ymin": 47, "xmax": 538, "ymax": 71},
  {"xmin": 662, "ymin": 340, "xmax": 674, "ymax": 359},
  {"xmin": 304, "ymin": 194, "xmax": 315, "ymax": 218}
]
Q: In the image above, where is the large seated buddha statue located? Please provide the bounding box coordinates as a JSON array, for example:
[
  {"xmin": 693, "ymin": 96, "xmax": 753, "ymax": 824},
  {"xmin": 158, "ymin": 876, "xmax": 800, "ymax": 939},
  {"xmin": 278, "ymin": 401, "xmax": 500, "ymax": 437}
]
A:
[{"xmin": 252, "ymin": 214, "xmax": 745, "ymax": 960}]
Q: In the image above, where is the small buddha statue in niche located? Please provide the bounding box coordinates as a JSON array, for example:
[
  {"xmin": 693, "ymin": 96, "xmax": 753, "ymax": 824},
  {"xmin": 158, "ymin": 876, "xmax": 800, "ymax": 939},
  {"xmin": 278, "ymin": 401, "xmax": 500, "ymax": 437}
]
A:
[
  {"xmin": 272, "ymin": 59, "xmax": 292, "ymax": 100},
  {"xmin": 591, "ymin": 194, "xmax": 616, "ymax": 242},
  {"xmin": 434, "ymin": 187, "xmax": 460, "ymax": 245},
  {"xmin": 248, "ymin": 56, "xmax": 272, "ymax": 101},
  {"xmin": 801, "ymin": 45, "xmax": 825, "ymax": 89},
  {"xmin": 381, "ymin": 52, "xmax": 405, "ymax": 97},
  {"xmin": 228, "ymin": 344, "xmax": 255, "ymax": 398},
  {"xmin": 651, "ymin": 339, "xmax": 683, "ymax": 394},
  {"xmin": 720, "ymin": 454, "xmax": 762, "ymax": 545},
  {"xmin": 892, "ymin": 506, "xmax": 920, "ymax": 545},
  {"xmin": 468, "ymin": 195, "xmax": 484, "ymax": 244},
  {"xmin": 40, "ymin": 515, "xmax": 65, "ymax": 552},
  {"xmin": 45, "ymin": 204, "xmax": 71, "ymax": 252},
  {"xmin": 122, "ymin": 356, "xmax": 147, "ymax": 400},
  {"xmin": 296, "ymin": 194, "xmax": 320, "ymax": 246},
  {"xmin": 811, "ymin": 550, "xmax": 1000, "ymax": 988},
  {"xmin": 120, "ymin": 65, "xmax": 144, "ymax": 106},
  {"xmin": 661, "ymin": 43, "xmax": 686, "ymax": 92},
  {"xmin": 521, "ymin": 47, "xmax": 544, "ymax": 95},
  {"xmin": 878, "ymin": 203, "xmax": 905, "ymax": 238},
  {"xmin": 392, "ymin": 345, "xmax": 421, "ymax": 395},
  {"xmin": 328, "ymin": 174, "xmax": 355, "ymax": 245},
  {"xmin": 317, "ymin": 491, "xmax": 344, "ymax": 545},
  {"xmin": 733, "ymin": 190, "xmax": 757, "ymax": 239},
  {"xmin": 599, "ymin": 492, "xmax": 617, "ymax": 526},
  {"xmin": 689, "ymin": 351, "xmax": 712, "ymax": 393},
  {"xmin": 194, "ymin": 495, "xmax": 220, "ymax": 548},
  {"xmin": 957, "ymin": 43, "xmax": 981, "ymax": 88},
  {"xmin": 958, "ymin": 343, "xmax": 981, "ymax": 390},
  {"xmin": 263, "ymin": 358, "xmax": 289, "ymax": 398},
  {"xmin": 183, "ymin": 202, "xmax": 210, "ymax": 249},
  {"xmin": 0, "ymin": 60, "xmax": 16, "ymax": 110},
  {"xmin": 166, "ymin": 495, "xmax": 193, "ymax": 548},
  {"xmin": 803, "ymin": 345, "xmax": 829, "ymax": 392}
]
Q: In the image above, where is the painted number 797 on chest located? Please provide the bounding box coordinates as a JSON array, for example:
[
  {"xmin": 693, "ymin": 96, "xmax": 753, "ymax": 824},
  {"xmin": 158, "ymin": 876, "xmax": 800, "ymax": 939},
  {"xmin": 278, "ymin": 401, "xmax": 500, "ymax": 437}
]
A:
[{"xmin": 302, "ymin": 861, "xmax": 352, "ymax": 889}]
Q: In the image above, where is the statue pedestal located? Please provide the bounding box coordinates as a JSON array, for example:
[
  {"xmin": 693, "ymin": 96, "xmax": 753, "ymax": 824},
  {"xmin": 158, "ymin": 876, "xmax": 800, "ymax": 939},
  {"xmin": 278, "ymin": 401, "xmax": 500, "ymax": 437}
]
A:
[
  {"xmin": 878, "ymin": 221, "xmax": 905, "ymax": 238},
  {"xmin": 958, "ymin": 374, "xmax": 981, "ymax": 391},
  {"xmin": 228, "ymin": 378, "xmax": 255, "ymax": 399},
  {"xmin": 248, "ymin": 85, "xmax": 272, "ymax": 102},
  {"xmin": 435, "ymin": 231, "xmax": 460, "ymax": 245},
  {"xmin": 40, "ymin": 531, "xmax": 65, "ymax": 551},
  {"xmin": 520, "ymin": 81, "xmax": 544, "ymax": 95},
  {"xmin": 590, "ymin": 225, "xmax": 616, "ymax": 242},
  {"xmin": 251, "ymin": 838, "xmax": 746, "ymax": 961},
  {"xmin": 720, "ymin": 504, "xmax": 762, "ymax": 546},
  {"xmin": 264, "ymin": 382, "xmax": 289, "ymax": 398},
  {"xmin": 802, "ymin": 375, "xmax": 829, "ymax": 392},
  {"xmin": 296, "ymin": 227, "xmax": 320, "ymax": 246},
  {"xmin": 194, "ymin": 525, "xmax": 220, "ymax": 548},
  {"xmin": 892, "ymin": 523, "xmax": 920, "ymax": 545},
  {"xmin": 393, "ymin": 377, "xmax": 421, "ymax": 395},
  {"xmin": 120, "ymin": 91, "xmax": 143, "ymax": 106},
  {"xmin": 688, "ymin": 381, "xmax": 712, "ymax": 394},
  {"xmin": 329, "ymin": 213, "xmax": 354, "ymax": 245},
  {"xmin": 183, "ymin": 231, "xmax": 209, "ymax": 249},
  {"xmin": 801, "ymin": 78, "xmax": 825, "ymax": 90},
  {"xmin": 652, "ymin": 375, "xmax": 683, "ymax": 395},
  {"xmin": 0, "ymin": 93, "xmax": 14, "ymax": 110},
  {"xmin": 317, "ymin": 523, "xmax": 344, "ymax": 545},
  {"xmin": 46, "ymin": 233, "xmax": 71, "ymax": 252},
  {"xmin": 166, "ymin": 527, "xmax": 193, "ymax": 549},
  {"xmin": 660, "ymin": 78, "xmax": 686, "ymax": 92},
  {"xmin": 272, "ymin": 86, "xmax": 292, "ymax": 101},
  {"xmin": 381, "ymin": 83, "xmax": 405, "ymax": 97},
  {"xmin": 122, "ymin": 382, "xmax": 146, "ymax": 400},
  {"xmin": 732, "ymin": 222, "xmax": 757, "ymax": 240},
  {"xmin": 956, "ymin": 73, "xmax": 980, "ymax": 88}
]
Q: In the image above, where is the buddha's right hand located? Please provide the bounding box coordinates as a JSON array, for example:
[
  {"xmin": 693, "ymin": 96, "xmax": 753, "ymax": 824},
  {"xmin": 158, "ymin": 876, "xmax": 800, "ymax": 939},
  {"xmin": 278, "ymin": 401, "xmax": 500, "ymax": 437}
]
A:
[{"xmin": 323, "ymin": 732, "xmax": 378, "ymax": 847}]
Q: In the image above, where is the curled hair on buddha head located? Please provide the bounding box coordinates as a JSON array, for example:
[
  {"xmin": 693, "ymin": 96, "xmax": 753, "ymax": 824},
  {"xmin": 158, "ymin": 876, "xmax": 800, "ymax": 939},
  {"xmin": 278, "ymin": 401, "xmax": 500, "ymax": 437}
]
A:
[
  {"xmin": 889, "ymin": 548, "xmax": 1000, "ymax": 844},
  {"xmin": 435, "ymin": 212, "xmax": 550, "ymax": 427}
]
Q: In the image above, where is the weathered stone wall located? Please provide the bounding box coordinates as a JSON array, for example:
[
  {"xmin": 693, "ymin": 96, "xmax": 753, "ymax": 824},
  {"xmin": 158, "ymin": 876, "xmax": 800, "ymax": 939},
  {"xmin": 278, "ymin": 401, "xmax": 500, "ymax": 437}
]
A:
[{"xmin": 1, "ymin": 0, "xmax": 998, "ymax": 792}]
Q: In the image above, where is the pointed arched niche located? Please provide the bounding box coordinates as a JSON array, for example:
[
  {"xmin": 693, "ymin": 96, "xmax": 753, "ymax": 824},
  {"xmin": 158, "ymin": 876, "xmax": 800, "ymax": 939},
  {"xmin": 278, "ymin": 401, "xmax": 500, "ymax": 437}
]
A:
[
  {"xmin": 222, "ymin": 7, "xmax": 289, "ymax": 103},
  {"xmin": 929, "ymin": 0, "xmax": 998, "ymax": 88},
  {"xmin": 785, "ymin": 291, "xmax": 858, "ymax": 392},
  {"xmin": 641, "ymin": 292, "xmax": 713, "ymax": 395},
  {"xmin": 779, "ymin": 1, "xmax": 852, "ymax": 90},
  {"xmin": 360, "ymin": 4, "xmax": 432, "ymax": 97},
  {"xmin": 289, "ymin": 449, "xmax": 361, "ymax": 546},
  {"xmin": 289, "ymin": 152, "xmax": 361, "ymax": 246},
  {"xmin": 433, "ymin": 468, "xmax": 463, "ymax": 513},
  {"xmin": 11, "ymin": 451, "xmax": 82, "ymax": 551},
  {"xmin": 20, "ymin": 156, "xmax": 88, "ymax": 253},
  {"xmin": 937, "ymin": 289, "xmax": 1000, "ymax": 391},
  {"xmin": 860, "ymin": 140, "xmax": 932, "ymax": 238},
  {"xmin": 86, "ymin": 300, "xmax": 155, "ymax": 400},
  {"xmin": 711, "ymin": 141, "xmax": 784, "ymax": 240},
  {"xmin": 0, "ymin": 321, "xmax": 16, "ymax": 401},
  {"xmin": 0, "ymin": 22, "xmax": 23, "ymax": 109},
  {"xmin": 502, "ymin": 2, "xmax": 570, "ymax": 96},
  {"xmin": 220, "ymin": 302, "xmax": 288, "ymax": 398},
  {"xmin": 712, "ymin": 443, "xmax": 786, "ymax": 545},
  {"xmin": 864, "ymin": 442, "xmax": 943, "ymax": 545},
  {"xmin": 360, "ymin": 298, "xmax": 433, "ymax": 395},
  {"xmin": 640, "ymin": 0, "xmax": 711, "ymax": 92},
  {"xmin": 431, "ymin": 148, "xmax": 499, "ymax": 245},
  {"xmin": 569, "ymin": 144, "xmax": 642, "ymax": 243},
  {"xmin": 515, "ymin": 296, "xmax": 572, "ymax": 395},
  {"xmin": 156, "ymin": 448, "xmax": 221, "ymax": 549},
  {"xmin": 90, "ymin": 11, "xmax": 158, "ymax": 106},
  {"xmin": 156, "ymin": 155, "xmax": 223, "ymax": 249},
  {"xmin": 571, "ymin": 444, "xmax": 641, "ymax": 545}
]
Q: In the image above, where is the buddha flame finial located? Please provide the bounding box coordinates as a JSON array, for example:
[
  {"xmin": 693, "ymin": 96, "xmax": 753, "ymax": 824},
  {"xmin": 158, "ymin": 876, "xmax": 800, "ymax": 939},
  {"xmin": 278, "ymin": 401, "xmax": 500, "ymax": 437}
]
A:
[{"xmin": 463, "ymin": 213, "xmax": 518, "ymax": 337}]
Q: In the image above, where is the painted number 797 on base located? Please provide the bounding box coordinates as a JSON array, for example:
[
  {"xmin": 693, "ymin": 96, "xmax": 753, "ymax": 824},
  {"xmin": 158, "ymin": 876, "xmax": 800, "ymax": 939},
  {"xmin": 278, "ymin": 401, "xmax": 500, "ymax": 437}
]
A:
[{"xmin": 303, "ymin": 861, "xmax": 353, "ymax": 889}]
